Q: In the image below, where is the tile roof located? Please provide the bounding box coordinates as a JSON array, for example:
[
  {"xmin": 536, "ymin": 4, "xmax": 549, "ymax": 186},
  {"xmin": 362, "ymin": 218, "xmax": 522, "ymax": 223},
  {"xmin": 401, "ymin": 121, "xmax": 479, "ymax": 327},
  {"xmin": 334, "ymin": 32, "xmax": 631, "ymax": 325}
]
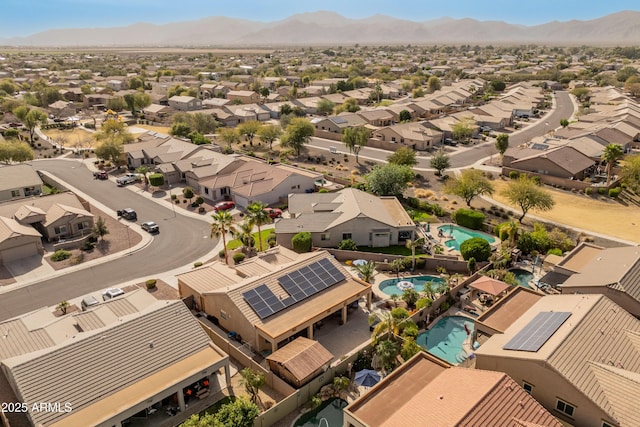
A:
[
  {"xmin": 0, "ymin": 164, "xmax": 43, "ymax": 192},
  {"xmin": 477, "ymin": 287, "xmax": 544, "ymax": 334},
  {"xmin": 469, "ymin": 276, "xmax": 511, "ymax": 296},
  {"xmin": 0, "ymin": 216, "xmax": 41, "ymax": 242}
]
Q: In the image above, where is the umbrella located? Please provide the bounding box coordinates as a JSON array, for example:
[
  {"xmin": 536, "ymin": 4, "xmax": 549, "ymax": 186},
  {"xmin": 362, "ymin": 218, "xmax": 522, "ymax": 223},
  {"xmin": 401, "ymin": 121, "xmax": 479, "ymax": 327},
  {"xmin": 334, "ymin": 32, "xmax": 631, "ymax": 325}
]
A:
[
  {"xmin": 352, "ymin": 259, "xmax": 367, "ymax": 267},
  {"xmin": 396, "ymin": 280, "xmax": 414, "ymax": 291},
  {"xmin": 354, "ymin": 369, "xmax": 381, "ymax": 387}
]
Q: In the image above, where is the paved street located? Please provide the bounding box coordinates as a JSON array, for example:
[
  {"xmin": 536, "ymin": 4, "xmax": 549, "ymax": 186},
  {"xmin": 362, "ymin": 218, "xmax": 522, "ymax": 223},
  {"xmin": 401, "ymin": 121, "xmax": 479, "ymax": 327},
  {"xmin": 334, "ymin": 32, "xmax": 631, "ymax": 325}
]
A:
[{"xmin": 0, "ymin": 160, "xmax": 216, "ymax": 321}]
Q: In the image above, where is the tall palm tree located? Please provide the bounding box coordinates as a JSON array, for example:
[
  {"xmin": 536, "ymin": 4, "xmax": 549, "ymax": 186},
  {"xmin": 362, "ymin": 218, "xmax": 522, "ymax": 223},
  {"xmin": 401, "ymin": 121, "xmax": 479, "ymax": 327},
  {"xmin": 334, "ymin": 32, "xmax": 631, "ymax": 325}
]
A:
[
  {"xmin": 246, "ymin": 202, "xmax": 271, "ymax": 252},
  {"xmin": 375, "ymin": 339, "xmax": 399, "ymax": 372},
  {"xmin": 601, "ymin": 143, "xmax": 624, "ymax": 185},
  {"xmin": 501, "ymin": 221, "xmax": 520, "ymax": 248},
  {"xmin": 405, "ymin": 237, "xmax": 425, "ymax": 271},
  {"xmin": 370, "ymin": 309, "xmax": 410, "ymax": 345},
  {"xmin": 210, "ymin": 210, "xmax": 238, "ymax": 265},
  {"xmin": 237, "ymin": 219, "xmax": 256, "ymax": 254},
  {"xmin": 352, "ymin": 260, "xmax": 377, "ymax": 283}
]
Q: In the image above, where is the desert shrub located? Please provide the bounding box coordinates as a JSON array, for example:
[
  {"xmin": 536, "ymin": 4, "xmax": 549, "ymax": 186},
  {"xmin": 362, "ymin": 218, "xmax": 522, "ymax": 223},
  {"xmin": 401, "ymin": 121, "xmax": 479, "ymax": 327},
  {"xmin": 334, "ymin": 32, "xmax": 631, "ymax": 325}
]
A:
[
  {"xmin": 405, "ymin": 197, "xmax": 420, "ymax": 209},
  {"xmin": 459, "ymin": 237, "xmax": 492, "ymax": 262},
  {"xmin": 453, "ymin": 208, "xmax": 485, "ymax": 230},
  {"xmin": 337, "ymin": 239, "xmax": 358, "ymax": 251},
  {"xmin": 145, "ymin": 279, "xmax": 157, "ymax": 289},
  {"xmin": 584, "ymin": 187, "xmax": 592, "ymax": 195},
  {"xmin": 318, "ymin": 188, "xmax": 329, "ymax": 193},
  {"xmin": 598, "ymin": 187, "xmax": 606, "ymax": 195},
  {"xmin": 509, "ymin": 171, "xmax": 519, "ymax": 179},
  {"xmin": 219, "ymin": 249, "xmax": 226, "ymax": 258},
  {"xmin": 191, "ymin": 202, "xmax": 199, "ymax": 208},
  {"xmin": 292, "ymin": 231, "xmax": 312, "ymax": 253},
  {"xmin": 82, "ymin": 240, "xmax": 95, "ymax": 251},
  {"xmin": 171, "ymin": 194, "xmax": 177, "ymax": 200},
  {"xmin": 609, "ymin": 187, "xmax": 622, "ymax": 198},
  {"xmin": 547, "ymin": 248, "xmax": 563, "ymax": 256},
  {"xmin": 233, "ymin": 253, "xmax": 246, "ymax": 264},
  {"xmin": 195, "ymin": 196, "xmax": 204, "ymax": 205},
  {"xmin": 51, "ymin": 249, "xmax": 72, "ymax": 262},
  {"xmin": 531, "ymin": 176, "xmax": 542, "ymax": 185},
  {"xmin": 194, "ymin": 262, "xmax": 203, "ymax": 268}
]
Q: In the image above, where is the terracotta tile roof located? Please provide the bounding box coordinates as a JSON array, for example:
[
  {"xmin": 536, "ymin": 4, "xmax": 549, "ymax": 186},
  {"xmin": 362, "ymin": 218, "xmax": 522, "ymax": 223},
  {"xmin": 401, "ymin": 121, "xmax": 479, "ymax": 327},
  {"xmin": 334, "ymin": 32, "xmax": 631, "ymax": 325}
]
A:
[{"xmin": 469, "ymin": 276, "xmax": 511, "ymax": 296}]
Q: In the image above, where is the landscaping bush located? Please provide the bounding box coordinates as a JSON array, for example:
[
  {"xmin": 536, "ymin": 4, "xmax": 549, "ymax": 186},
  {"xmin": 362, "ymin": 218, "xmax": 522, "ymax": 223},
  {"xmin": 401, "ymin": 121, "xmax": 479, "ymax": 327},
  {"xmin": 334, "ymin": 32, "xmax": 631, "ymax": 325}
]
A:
[
  {"xmin": 51, "ymin": 249, "xmax": 72, "ymax": 262},
  {"xmin": 415, "ymin": 258, "xmax": 426, "ymax": 269},
  {"xmin": 233, "ymin": 253, "xmax": 246, "ymax": 264},
  {"xmin": 509, "ymin": 171, "xmax": 519, "ymax": 179},
  {"xmin": 171, "ymin": 194, "xmax": 177, "ymax": 200},
  {"xmin": 191, "ymin": 202, "xmax": 199, "ymax": 208},
  {"xmin": 531, "ymin": 176, "xmax": 542, "ymax": 185},
  {"xmin": 145, "ymin": 279, "xmax": 157, "ymax": 289},
  {"xmin": 198, "ymin": 206, "xmax": 206, "ymax": 213},
  {"xmin": 547, "ymin": 248, "xmax": 563, "ymax": 256},
  {"xmin": 459, "ymin": 237, "xmax": 492, "ymax": 262},
  {"xmin": 609, "ymin": 187, "xmax": 622, "ymax": 198},
  {"xmin": 584, "ymin": 187, "xmax": 593, "ymax": 195},
  {"xmin": 292, "ymin": 231, "xmax": 312, "ymax": 253},
  {"xmin": 82, "ymin": 240, "xmax": 95, "ymax": 251},
  {"xmin": 318, "ymin": 188, "xmax": 329, "ymax": 193},
  {"xmin": 194, "ymin": 262, "xmax": 203, "ymax": 268},
  {"xmin": 405, "ymin": 197, "xmax": 420, "ymax": 209},
  {"xmin": 598, "ymin": 187, "xmax": 606, "ymax": 195},
  {"xmin": 453, "ymin": 208, "xmax": 485, "ymax": 230},
  {"xmin": 148, "ymin": 173, "xmax": 164, "ymax": 187},
  {"xmin": 195, "ymin": 196, "xmax": 204, "ymax": 205},
  {"xmin": 219, "ymin": 249, "xmax": 226, "ymax": 258},
  {"xmin": 337, "ymin": 239, "xmax": 358, "ymax": 251}
]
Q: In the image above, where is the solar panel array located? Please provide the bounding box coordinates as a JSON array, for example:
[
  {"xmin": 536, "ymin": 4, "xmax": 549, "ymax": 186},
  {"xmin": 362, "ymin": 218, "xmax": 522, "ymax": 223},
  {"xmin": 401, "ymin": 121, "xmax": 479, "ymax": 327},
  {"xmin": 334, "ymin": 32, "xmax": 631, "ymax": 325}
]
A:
[
  {"xmin": 243, "ymin": 258, "xmax": 346, "ymax": 320},
  {"xmin": 503, "ymin": 311, "xmax": 571, "ymax": 352}
]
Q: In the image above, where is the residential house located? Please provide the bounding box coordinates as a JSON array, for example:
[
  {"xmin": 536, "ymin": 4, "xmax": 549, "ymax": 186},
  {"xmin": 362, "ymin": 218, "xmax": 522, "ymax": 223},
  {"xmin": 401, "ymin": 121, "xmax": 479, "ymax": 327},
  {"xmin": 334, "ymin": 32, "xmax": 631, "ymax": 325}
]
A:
[
  {"xmin": 502, "ymin": 145, "xmax": 595, "ymax": 180},
  {"xmin": 276, "ymin": 188, "xmax": 415, "ymax": 249},
  {"xmin": 226, "ymin": 90, "xmax": 260, "ymax": 105},
  {"xmin": 310, "ymin": 116, "xmax": 351, "ymax": 134},
  {"xmin": 0, "ymin": 216, "xmax": 43, "ymax": 264},
  {"xmin": 177, "ymin": 248, "xmax": 372, "ymax": 352},
  {"xmin": 357, "ymin": 109, "xmax": 394, "ymax": 127},
  {"xmin": 344, "ymin": 352, "xmax": 563, "ymax": 427},
  {"xmin": 196, "ymin": 157, "xmax": 320, "ymax": 207},
  {"xmin": 106, "ymin": 79, "xmax": 125, "ymax": 91},
  {"xmin": 373, "ymin": 121, "xmax": 443, "ymax": 150},
  {"xmin": 83, "ymin": 94, "xmax": 114, "ymax": 110},
  {"xmin": 0, "ymin": 164, "xmax": 43, "ymax": 202},
  {"xmin": 0, "ymin": 290, "xmax": 230, "ymax": 427},
  {"xmin": 475, "ymin": 294, "xmax": 640, "ymax": 427},
  {"xmin": 168, "ymin": 95, "xmax": 202, "ymax": 112},
  {"xmin": 141, "ymin": 104, "xmax": 171, "ymax": 122},
  {"xmin": 47, "ymin": 100, "xmax": 75, "ymax": 118}
]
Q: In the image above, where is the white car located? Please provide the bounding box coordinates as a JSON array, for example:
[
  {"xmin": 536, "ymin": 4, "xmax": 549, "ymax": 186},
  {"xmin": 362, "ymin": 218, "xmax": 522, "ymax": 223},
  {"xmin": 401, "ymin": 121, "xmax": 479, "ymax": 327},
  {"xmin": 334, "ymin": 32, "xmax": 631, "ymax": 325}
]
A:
[
  {"xmin": 141, "ymin": 221, "xmax": 159, "ymax": 233},
  {"xmin": 116, "ymin": 174, "xmax": 141, "ymax": 186},
  {"xmin": 102, "ymin": 288, "xmax": 125, "ymax": 301}
]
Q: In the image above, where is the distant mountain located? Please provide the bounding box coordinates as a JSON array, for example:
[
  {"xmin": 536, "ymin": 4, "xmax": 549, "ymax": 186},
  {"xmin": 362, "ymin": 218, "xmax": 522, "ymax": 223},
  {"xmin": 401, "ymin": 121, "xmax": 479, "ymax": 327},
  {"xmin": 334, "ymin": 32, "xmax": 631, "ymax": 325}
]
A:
[{"xmin": 3, "ymin": 10, "xmax": 639, "ymax": 47}]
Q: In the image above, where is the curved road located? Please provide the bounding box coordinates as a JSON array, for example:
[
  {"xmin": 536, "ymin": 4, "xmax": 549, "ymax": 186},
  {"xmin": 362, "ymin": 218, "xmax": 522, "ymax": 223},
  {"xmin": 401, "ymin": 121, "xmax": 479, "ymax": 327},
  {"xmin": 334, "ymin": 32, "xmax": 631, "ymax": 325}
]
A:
[
  {"xmin": 0, "ymin": 160, "xmax": 216, "ymax": 321},
  {"xmin": 307, "ymin": 91, "xmax": 575, "ymax": 169}
]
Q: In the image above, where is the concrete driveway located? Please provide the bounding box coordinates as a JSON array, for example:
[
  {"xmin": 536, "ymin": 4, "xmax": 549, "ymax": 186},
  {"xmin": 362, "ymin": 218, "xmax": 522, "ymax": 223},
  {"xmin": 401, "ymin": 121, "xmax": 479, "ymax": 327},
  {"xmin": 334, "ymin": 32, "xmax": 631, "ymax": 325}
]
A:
[{"xmin": 4, "ymin": 255, "xmax": 55, "ymax": 283}]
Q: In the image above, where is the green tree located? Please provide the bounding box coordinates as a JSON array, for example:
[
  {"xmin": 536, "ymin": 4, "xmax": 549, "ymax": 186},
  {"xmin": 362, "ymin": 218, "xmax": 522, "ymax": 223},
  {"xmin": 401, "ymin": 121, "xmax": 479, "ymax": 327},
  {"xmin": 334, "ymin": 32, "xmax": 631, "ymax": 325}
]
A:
[
  {"xmin": 246, "ymin": 202, "xmax": 271, "ymax": 252},
  {"xmin": 412, "ymin": 87, "xmax": 425, "ymax": 98},
  {"xmin": 0, "ymin": 141, "xmax": 34, "ymax": 163},
  {"xmin": 601, "ymin": 143, "xmax": 624, "ymax": 185},
  {"xmin": 218, "ymin": 127, "xmax": 240, "ymax": 150},
  {"xmin": 405, "ymin": 237, "xmax": 425, "ymax": 271},
  {"xmin": 133, "ymin": 92, "xmax": 151, "ymax": 113},
  {"xmin": 95, "ymin": 119, "xmax": 134, "ymax": 144},
  {"xmin": 387, "ymin": 146, "xmax": 417, "ymax": 167},
  {"xmin": 352, "ymin": 260, "xmax": 377, "ymax": 283},
  {"xmin": 238, "ymin": 120, "xmax": 261, "ymax": 146},
  {"xmin": 570, "ymin": 87, "xmax": 590, "ymax": 102},
  {"xmin": 181, "ymin": 412, "xmax": 223, "ymax": 427},
  {"xmin": 371, "ymin": 309, "xmax": 410, "ymax": 345},
  {"xmin": 173, "ymin": 112, "xmax": 219, "ymax": 134},
  {"xmin": 210, "ymin": 210, "xmax": 238, "ymax": 264},
  {"xmin": 560, "ymin": 118, "xmax": 569, "ymax": 128},
  {"xmin": 460, "ymin": 237, "xmax": 492, "ymax": 262},
  {"xmin": 107, "ymin": 97, "xmax": 127, "ymax": 112},
  {"xmin": 389, "ymin": 258, "xmax": 405, "ymax": 278},
  {"xmin": 401, "ymin": 288, "xmax": 420, "ymax": 309},
  {"xmin": 239, "ymin": 367, "xmax": 266, "ymax": 407},
  {"xmin": 56, "ymin": 301, "xmax": 70, "ymax": 315},
  {"xmin": 0, "ymin": 79, "xmax": 18, "ymax": 96},
  {"xmin": 291, "ymin": 231, "xmax": 312, "ymax": 253},
  {"xmin": 183, "ymin": 187, "xmax": 194, "ymax": 202},
  {"xmin": 495, "ymin": 133, "xmax": 509, "ymax": 155},
  {"xmin": 616, "ymin": 66, "xmax": 638, "ymax": 82},
  {"xmin": 365, "ymin": 164, "xmax": 414, "ymax": 197},
  {"xmin": 335, "ymin": 98, "xmax": 360, "ymax": 114},
  {"xmin": 94, "ymin": 139, "xmax": 123, "ymax": 167},
  {"xmin": 398, "ymin": 110, "xmax": 412, "ymax": 122},
  {"xmin": 376, "ymin": 339, "xmax": 400, "ymax": 371},
  {"xmin": 467, "ymin": 257, "xmax": 477, "ymax": 274},
  {"xmin": 502, "ymin": 176, "xmax": 555, "ymax": 223},
  {"xmin": 333, "ymin": 376, "xmax": 350, "ymax": 391},
  {"xmin": 281, "ymin": 118, "xmax": 314, "ymax": 156},
  {"xmin": 444, "ymin": 169, "xmax": 495, "ymax": 207},
  {"xmin": 212, "ymin": 398, "xmax": 260, "ymax": 427},
  {"xmin": 342, "ymin": 126, "xmax": 370, "ymax": 163},
  {"xmin": 400, "ymin": 338, "xmax": 422, "ymax": 361},
  {"xmin": 13, "ymin": 106, "xmax": 48, "ymax": 144},
  {"xmin": 621, "ymin": 155, "xmax": 640, "ymax": 193},
  {"xmin": 135, "ymin": 166, "xmax": 151, "ymax": 185},
  {"xmin": 490, "ymin": 79, "xmax": 506, "ymax": 91},
  {"xmin": 317, "ymin": 98, "xmax": 335, "ymax": 116},
  {"xmin": 430, "ymin": 148, "xmax": 450, "ymax": 176},
  {"xmin": 427, "ymin": 76, "xmax": 441, "ymax": 93},
  {"xmin": 257, "ymin": 124, "xmax": 282, "ymax": 151},
  {"xmin": 91, "ymin": 216, "xmax": 109, "ymax": 241},
  {"xmin": 451, "ymin": 116, "xmax": 475, "ymax": 144}
]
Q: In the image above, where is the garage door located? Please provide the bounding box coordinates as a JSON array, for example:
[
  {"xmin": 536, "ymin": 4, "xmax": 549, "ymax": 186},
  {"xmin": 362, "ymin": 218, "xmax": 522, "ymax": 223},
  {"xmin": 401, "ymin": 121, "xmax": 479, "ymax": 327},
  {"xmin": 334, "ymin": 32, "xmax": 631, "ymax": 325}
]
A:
[{"xmin": 1, "ymin": 243, "xmax": 39, "ymax": 263}]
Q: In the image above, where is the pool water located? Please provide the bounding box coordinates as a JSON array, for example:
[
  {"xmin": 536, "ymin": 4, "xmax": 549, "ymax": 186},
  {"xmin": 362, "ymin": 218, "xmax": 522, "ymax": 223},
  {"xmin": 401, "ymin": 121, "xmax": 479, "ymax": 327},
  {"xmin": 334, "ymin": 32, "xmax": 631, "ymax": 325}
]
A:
[
  {"xmin": 378, "ymin": 275, "xmax": 446, "ymax": 296},
  {"xmin": 510, "ymin": 268, "xmax": 533, "ymax": 289},
  {"xmin": 293, "ymin": 398, "xmax": 347, "ymax": 427},
  {"xmin": 437, "ymin": 225, "xmax": 496, "ymax": 251},
  {"xmin": 416, "ymin": 316, "xmax": 475, "ymax": 365}
]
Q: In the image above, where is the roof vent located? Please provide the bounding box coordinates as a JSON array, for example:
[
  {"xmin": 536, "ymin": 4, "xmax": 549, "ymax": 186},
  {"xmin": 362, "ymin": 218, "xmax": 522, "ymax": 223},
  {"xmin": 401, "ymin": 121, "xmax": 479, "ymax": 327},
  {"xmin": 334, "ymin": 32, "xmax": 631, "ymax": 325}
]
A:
[
  {"xmin": 438, "ymin": 395, "xmax": 444, "ymax": 400},
  {"xmin": 149, "ymin": 342, "xmax": 154, "ymax": 349}
]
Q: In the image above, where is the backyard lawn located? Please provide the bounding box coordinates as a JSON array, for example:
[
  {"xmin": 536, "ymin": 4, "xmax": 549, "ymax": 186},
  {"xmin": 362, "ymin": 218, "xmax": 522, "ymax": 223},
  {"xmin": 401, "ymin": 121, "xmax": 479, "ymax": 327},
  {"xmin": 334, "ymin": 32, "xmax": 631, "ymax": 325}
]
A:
[
  {"xmin": 489, "ymin": 180, "xmax": 640, "ymax": 243},
  {"xmin": 226, "ymin": 229, "xmax": 273, "ymax": 251},
  {"xmin": 356, "ymin": 245, "xmax": 426, "ymax": 257}
]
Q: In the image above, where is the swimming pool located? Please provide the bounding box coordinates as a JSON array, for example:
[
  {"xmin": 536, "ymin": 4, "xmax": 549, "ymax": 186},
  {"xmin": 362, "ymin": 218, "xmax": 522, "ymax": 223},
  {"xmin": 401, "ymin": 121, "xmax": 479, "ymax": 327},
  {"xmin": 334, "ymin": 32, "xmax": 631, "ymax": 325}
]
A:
[
  {"xmin": 437, "ymin": 224, "xmax": 496, "ymax": 251},
  {"xmin": 293, "ymin": 398, "xmax": 347, "ymax": 427},
  {"xmin": 509, "ymin": 268, "xmax": 533, "ymax": 289},
  {"xmin": 378, "ymin": 275, "xmax": 446, "ymax": 296},
  {"xmin": 416, "ymin": 316, "xmax": 475, "ymax": 365}
]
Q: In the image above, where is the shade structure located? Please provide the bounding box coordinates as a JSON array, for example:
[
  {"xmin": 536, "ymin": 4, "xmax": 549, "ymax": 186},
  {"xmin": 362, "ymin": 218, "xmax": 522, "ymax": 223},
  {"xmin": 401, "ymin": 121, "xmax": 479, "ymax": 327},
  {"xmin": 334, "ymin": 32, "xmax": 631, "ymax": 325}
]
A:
[
  {"xmin": 354, "ymin": 369, "xmax": 381, "ymax": 387},
  {"xmin": 353, "ymin": 259, "xmax": 367, "ymax": 267},
  {"xmin": 396, "ymin": 280, "xmax": 414, "ymax": 291}
]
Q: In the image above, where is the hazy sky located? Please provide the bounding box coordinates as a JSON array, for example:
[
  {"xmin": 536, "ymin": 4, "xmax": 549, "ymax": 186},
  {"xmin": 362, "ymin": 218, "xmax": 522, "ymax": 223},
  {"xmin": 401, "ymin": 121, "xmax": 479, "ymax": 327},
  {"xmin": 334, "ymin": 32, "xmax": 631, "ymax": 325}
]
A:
[{"xmin": 1, "ymin": 0, "xmax": 638, "ymax": 38}]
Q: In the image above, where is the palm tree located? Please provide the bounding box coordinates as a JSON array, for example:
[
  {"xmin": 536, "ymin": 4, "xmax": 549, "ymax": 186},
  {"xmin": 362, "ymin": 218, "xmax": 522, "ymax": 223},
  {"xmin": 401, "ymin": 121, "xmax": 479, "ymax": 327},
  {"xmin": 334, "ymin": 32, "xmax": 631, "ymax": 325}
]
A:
[
  {"xmin": 601, "ymin": 143, "xmax": 624, "ymax": 185},
  {"xmin": 370, "ymin": 308, "xmax": 410, "ymax": 345},
  {"xmin": 210, "ymin": 210, "xmax": 238, "ymax": 265},
  {"xmin": 389, "ymin": 258, "xmax": 404, "ymax": 278},
  {"xmin": 236, "ymin": 219, "xmax": 256, "ymax": 254},
  {"xmin": 246, "ymin": 202, "xmax": 271, "ymax": 252},
  {"xmin": 352, "ymin": 260, "xmax": 377, "ymax": 283},
  {"xmin": 135, "ymin": 165, "xmax": 151, "ymax": 185},
  {"xmin": 56, "ymin": 300, "xmax": 70, "ymax": 315},
  {"xmin": 405, "ymin": 237, "xmax": 425, "ymax": 271},
  {"xmin": 375, "ymin": 339, "xmax": 400, "ymax": 371},
  {"xmin": 501, "ymin": 221, "xmax": 520, "ymax": 248}
]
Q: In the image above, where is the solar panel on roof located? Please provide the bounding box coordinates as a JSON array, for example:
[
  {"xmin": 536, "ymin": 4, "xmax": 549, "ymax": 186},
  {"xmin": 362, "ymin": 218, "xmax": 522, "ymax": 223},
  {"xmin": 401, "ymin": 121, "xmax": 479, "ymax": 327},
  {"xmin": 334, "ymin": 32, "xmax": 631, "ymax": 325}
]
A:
[
  {"xmin": 275, "ymin": 258, "xmax": 347, "ymax": 308},
  {"xmin": 332, "ymin": 116, "xmax": 348, "ymax": 124},
  {"xmin": 531, "ymin": 143, "xmax": 549, "ymax": 150},
  {"xmin": 503, "ymin": 311, "xmax": 571, "ymax": 352}
]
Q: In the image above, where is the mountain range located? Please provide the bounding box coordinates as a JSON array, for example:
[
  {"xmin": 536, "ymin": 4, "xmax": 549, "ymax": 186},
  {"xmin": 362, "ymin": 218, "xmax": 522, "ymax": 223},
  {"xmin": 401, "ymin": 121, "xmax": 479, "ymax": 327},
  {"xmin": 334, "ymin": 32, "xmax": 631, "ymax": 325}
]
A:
[{"xmin": 1, "ymin": 10, "xmax": 639, "ymax": 47}]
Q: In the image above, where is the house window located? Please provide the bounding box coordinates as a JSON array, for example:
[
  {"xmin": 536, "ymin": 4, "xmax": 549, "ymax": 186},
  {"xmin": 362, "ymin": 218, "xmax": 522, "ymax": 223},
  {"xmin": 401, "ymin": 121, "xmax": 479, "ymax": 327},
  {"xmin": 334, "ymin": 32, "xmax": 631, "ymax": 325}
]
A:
[
  {"xmin": 522, "ymin": 382, "xmax": 533, "ymax": 394},
  {"xmin": 221, "ymin": 187, "xmax": 230, "ymax": 195},
  {"xmin": 391, "ymin": 137, "xmax": 396, "ymax": 142},
  {"xmin": 205, "ymin": 188, "xmax": 209, "ymax": 195},
  {"xmin": 556, "ymin": 399, "xmax": 575, "ymax": 418},
  {"xmin": 342, "ymin": 233, "xmax": 352, "ymax": 240},
  {"xmin": 321, "ymin": 233, "xmax": 330, "ymax": 241},
  {"xmin": 11, "ymin": 190, "xmax": 20, "ymax": 197},
  {"xmin": 54, "ymin": 225, "xmax": 68, "ymax": 235},
  {"xmin": 77, "ymin": 221, "xmax": 89, "ymax": 230}
]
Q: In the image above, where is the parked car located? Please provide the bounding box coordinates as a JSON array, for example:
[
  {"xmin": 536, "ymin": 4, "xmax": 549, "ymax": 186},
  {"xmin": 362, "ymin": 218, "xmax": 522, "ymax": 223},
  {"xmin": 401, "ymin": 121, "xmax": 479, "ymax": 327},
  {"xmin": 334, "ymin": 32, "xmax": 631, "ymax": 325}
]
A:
[
  {"xmin": 264, "ymin": 207, "xmax": 283, "ymax": 218},
  {"xmin": 214, "ymin": 201, "xmax": 235, "ymax": 211},
  {"xmin": 102, "ymin": 288, "xmax": 125, "ymax": 301},
  {"xmin": 93, "ymin": 171, "xmax": 108, "ymax": 180},
  {"xmin": 81, "ymin": 296, "xmax": 100, "ymax": 311},
  {"xmin": 116, "ymin": 173, "xmax": 140, "ymax": 186},
  {"xmin": 141, "ymin": 221, "xmax": 159, "ymax": 233},
  {"xmin": 443, "ymin": 138, "xmax": 457, "ymax": 146},
  {"xmin": 117, "ymin": 208, "xmax": 137, "ymax": 220}
]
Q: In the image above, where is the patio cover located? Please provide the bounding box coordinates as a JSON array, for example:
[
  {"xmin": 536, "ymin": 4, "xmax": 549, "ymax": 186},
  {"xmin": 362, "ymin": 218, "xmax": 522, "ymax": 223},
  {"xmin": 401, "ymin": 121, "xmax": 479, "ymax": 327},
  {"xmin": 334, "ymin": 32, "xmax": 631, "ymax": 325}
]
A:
[
  {"xmin": 469, "ymin": 276, "xmax": 510, "ymax": 296},
  {"xmin": 266, "ymin": 337, "xmax": 333, "ymax": 386}
]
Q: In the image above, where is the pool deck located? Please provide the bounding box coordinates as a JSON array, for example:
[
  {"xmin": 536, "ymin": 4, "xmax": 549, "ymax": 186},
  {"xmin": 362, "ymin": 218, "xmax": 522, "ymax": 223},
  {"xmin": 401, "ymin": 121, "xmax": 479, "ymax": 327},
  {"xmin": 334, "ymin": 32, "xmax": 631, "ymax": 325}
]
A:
[{"xmin": 420, "ymin": 223, "xmax": 500, "ymax": 257}]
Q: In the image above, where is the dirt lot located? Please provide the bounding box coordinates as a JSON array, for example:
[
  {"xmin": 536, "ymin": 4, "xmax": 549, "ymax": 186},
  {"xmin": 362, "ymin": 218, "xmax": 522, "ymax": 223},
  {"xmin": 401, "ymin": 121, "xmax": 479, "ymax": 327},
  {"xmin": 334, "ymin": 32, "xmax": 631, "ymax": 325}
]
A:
[
  {"xmin": 43, "ymin": 127, "xmax": 96, "ymax": 148},
  {"xmin": 45, "ymin": 205, "xmax": 143, "ymax": 270}
]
